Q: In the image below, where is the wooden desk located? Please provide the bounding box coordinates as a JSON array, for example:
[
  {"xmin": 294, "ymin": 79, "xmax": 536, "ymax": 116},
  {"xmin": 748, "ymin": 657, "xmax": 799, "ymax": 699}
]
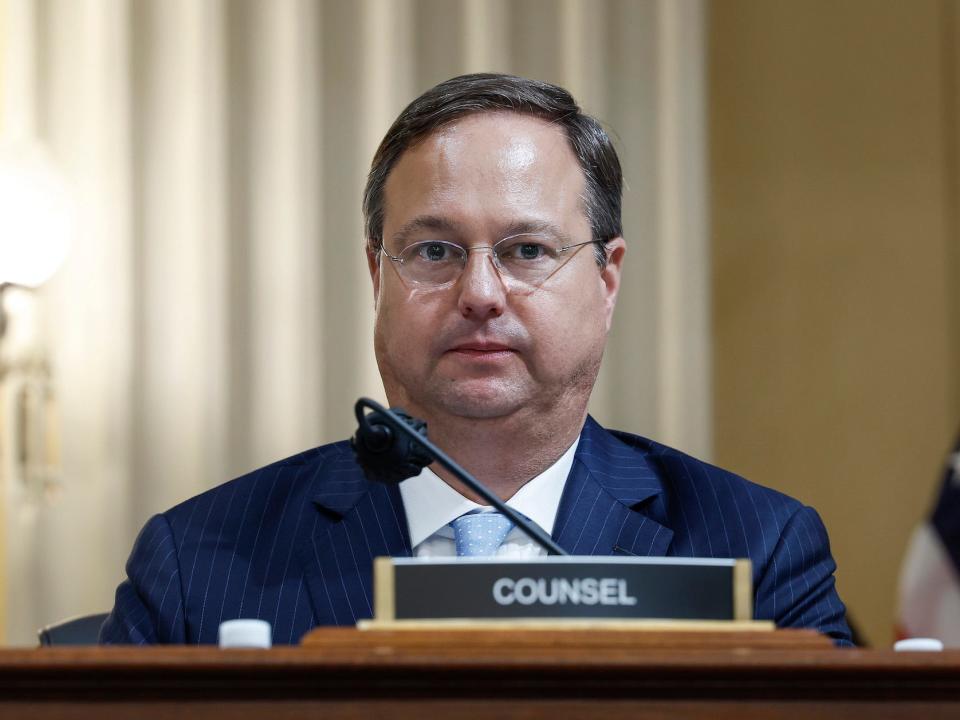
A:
[{"xmin": 3, "ymin": 628, "xmax": 959, "ymax": 718}]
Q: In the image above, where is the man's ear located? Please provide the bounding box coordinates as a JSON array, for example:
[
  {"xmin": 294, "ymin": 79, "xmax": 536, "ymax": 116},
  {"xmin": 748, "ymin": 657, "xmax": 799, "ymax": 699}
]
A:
[
  {"xmin": 600, "ymin": 237, "xmax": 626, "ymax": 332},
  {"xmin": 366, "ymin": 244, "xmax": 381, "ymax": 305}
]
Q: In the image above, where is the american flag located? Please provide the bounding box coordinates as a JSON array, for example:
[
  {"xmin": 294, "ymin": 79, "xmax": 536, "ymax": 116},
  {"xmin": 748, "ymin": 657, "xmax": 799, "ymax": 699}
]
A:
[{"xmin": 896, "ymin": 433, "xmax": 960, "ymax": 645}]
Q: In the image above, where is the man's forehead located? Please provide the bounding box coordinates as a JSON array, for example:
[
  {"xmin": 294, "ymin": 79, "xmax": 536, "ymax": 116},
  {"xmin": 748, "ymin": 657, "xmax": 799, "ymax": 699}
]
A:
[
  {"xmin": 410, "ymin": 111, "xmax": 573, "ymax": 158},
  {"xmin": 381, "ymin": 111, "xmax": 587, "ymax": 227}
]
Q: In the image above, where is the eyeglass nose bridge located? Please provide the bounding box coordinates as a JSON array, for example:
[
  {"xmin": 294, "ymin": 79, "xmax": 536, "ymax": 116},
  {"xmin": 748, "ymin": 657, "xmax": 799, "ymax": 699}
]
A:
[{"xmin": 460, "ymin": 244, "xmax": 506, "ymax": 275}]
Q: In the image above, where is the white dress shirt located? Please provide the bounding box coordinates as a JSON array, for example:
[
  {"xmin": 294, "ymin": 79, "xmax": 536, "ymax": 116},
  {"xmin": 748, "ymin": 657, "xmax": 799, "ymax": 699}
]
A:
[{"xmin": 399, "ymin": 438, "xmax": 579, "ymax": 557}]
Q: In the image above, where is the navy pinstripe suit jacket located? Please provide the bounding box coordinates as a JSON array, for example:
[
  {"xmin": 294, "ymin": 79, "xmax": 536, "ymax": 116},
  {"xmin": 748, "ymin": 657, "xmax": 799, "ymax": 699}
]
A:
[{"xmin": 100, "ymin": 416, "xmax": 852, "ymax": 645}]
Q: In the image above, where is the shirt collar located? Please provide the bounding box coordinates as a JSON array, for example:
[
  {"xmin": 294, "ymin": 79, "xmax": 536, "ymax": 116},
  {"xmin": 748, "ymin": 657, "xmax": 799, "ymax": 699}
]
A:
[{"xmin": 399, "ymin": 437, "xmax": 580, "ymax": 549}]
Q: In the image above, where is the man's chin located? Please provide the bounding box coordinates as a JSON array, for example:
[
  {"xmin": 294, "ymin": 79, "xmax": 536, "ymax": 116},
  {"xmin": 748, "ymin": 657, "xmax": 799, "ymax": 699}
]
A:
[{"xmin": 429, "ymin": 382, "xmax": 530, "ymax": 420}]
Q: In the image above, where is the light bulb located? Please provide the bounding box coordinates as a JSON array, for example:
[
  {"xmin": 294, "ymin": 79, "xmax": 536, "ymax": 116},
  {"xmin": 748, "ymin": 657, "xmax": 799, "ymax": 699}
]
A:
[{"xmin": 0, "ymin": 141, "xmax": 73, "ymax": 288}]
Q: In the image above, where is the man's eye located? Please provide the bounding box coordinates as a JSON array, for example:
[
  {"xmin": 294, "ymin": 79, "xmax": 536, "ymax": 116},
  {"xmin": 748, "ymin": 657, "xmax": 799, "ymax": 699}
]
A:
[
  {"xmin": 417, "ymin": 243, "xmax": 452, "ymax": 262},
  {"xmin": 518, "ymin": 243, "xmax": 545, "ymax": 260},
  {"xmin": 501, "ymin": 241, "xmax": 548, "ymax": 261}
]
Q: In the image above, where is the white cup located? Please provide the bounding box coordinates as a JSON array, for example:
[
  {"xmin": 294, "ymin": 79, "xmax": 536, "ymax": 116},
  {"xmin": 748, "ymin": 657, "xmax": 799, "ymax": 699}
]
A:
[
  {"xmin": 893, "ymin": 637, "xmax": 943, "ymax": 652},
  {"xmin": 218, "ymin": 619, "xmax": 272, "ymax": 649}
]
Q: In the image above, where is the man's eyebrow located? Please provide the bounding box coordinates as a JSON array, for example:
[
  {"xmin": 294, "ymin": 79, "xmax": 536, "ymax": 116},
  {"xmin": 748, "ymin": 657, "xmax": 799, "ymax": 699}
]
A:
[
  {"xmin": 392, "ymin": 216, "xmax": 575, "ymax": 244},
  {"xmin": 392, "ymin": 216, "xmax": 465, "ymax": 242},
  {"xmin": 501, "ymin": 220, "xmax": 574, "ymax": 244}
]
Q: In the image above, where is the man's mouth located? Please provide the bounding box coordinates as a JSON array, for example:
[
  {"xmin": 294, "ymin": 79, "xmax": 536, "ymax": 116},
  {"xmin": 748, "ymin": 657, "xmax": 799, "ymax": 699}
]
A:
[{"xmin": 447, "ymin": 341, "xmax": 515, "ymax": 357}]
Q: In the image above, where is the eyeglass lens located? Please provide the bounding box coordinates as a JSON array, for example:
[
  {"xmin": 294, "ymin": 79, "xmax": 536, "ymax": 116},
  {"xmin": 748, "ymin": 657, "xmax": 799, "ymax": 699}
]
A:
[{"xmin": 390, "ymin": 234, "xmax": 584, "ymax": 286}]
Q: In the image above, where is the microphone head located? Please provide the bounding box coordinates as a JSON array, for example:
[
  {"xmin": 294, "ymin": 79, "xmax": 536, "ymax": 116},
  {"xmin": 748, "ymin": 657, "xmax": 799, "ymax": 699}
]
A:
[{"xmin": 351, "ymin": 406, "xmax": 433, "ymax": 484}]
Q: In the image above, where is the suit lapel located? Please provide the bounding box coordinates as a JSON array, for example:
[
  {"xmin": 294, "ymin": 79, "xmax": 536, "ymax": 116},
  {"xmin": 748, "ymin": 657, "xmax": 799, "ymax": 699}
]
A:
[
  {"xmin": 294, "ymin": 447, "xmax": 412, "ymax": 626},
  {"xmin": 293, "ymin": 418, "xmax": 673, "ymax": 625},
  {"xmin": 553, "ymin": 417, "xmax": 674, "ymax": 557}
]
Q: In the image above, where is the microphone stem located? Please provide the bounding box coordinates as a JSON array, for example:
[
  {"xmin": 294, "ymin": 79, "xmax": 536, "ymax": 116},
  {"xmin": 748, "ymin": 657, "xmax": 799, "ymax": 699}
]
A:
[{"xmin": 357, "ymin": 398, "xmax": 568, "ymax": 556}]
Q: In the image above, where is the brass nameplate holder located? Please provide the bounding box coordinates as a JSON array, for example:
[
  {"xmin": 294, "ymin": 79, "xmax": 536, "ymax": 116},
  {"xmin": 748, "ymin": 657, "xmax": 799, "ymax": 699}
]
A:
[{"xmin": 366, "ymin": 556, "xmax": 766, "ymax": 630}]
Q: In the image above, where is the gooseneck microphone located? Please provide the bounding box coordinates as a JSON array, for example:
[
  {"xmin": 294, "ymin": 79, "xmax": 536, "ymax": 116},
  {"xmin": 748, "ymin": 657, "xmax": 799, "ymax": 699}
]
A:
[{"xmin": 352, "ymin": 397, "xmax": 567, "ymax": 556}]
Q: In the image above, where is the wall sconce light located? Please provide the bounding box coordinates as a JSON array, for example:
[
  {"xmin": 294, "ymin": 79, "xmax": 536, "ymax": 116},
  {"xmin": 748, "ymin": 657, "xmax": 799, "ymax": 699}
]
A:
[
  {"xmin": 0, "ymin": 140, "xmax": 73, "ymax": 506},
  {"xmin": 0, "ymin": 141, "xmax": 73, "ymax": 289}
]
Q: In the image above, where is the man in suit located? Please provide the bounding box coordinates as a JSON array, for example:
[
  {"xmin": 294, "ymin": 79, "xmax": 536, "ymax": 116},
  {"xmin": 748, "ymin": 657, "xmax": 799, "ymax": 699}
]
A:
[{"xmin": 101, "ymin": 74, "xmax": 852, "ymax": 645}]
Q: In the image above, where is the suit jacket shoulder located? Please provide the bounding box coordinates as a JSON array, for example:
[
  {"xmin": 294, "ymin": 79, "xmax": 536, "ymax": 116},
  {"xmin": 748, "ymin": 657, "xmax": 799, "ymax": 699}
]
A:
[
  {"xmin": 607, "ymin": 426, "xmax": 806, "ymax": 550},
  {"xmin": 100, "ymin": 440, "xmax": 384, "ymax": 645},
  {"xmin": 577, "ymin": 418, "xmax": 852, "ymax": 645}
]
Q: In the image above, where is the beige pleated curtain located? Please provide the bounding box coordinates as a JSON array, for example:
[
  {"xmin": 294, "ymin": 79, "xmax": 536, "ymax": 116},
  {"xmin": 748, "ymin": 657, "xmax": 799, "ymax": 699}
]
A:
[{"xmin": 0, "ymin": 0, "xmax": 707, "ymax": 644}]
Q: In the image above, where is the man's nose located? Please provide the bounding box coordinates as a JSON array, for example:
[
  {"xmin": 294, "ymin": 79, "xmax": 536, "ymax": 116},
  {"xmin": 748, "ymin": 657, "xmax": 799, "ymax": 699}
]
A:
[{"xmin": 456, "ymin": 248, "xmax": 507, "ymax": 319}]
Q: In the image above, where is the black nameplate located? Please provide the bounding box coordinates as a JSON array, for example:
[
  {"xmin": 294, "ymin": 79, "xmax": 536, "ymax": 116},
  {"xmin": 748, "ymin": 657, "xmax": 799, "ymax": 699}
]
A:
[{"xmin": 374, "ymin": 556, "xmax": 752, "ymax": 622}]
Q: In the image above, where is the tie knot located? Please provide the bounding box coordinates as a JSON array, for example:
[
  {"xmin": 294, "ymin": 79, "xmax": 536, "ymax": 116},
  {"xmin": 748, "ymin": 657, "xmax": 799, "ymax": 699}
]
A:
[{"xmin": 450, "ymin": 511, "xmax": 515, "ymax": 557}]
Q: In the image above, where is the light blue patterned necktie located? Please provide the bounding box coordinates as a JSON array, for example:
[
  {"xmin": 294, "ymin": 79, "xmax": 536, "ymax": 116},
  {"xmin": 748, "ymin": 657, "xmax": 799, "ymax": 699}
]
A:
[{"xmin": 450, "ymin": 511, "xmax": 515, "ymax": 557}]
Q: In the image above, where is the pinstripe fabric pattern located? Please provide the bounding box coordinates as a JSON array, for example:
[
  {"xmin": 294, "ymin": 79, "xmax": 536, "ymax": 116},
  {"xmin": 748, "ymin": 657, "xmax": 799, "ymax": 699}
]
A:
[
  {"xmin": 101, "ymin": 416, "xmax": 851, "ymax": 645},
  {"xmin": 557, "ymin": 418, "xmax": 851, "ymax": 645}
]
